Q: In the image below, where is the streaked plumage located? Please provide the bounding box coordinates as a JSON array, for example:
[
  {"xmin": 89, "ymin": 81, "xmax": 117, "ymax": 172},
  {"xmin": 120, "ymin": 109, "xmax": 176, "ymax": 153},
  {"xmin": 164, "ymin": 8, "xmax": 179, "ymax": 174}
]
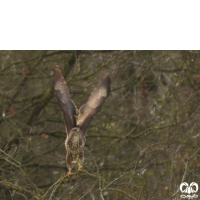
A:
[{"xmin": 53, "ymin": 66, "xmax": 110, "ymax": 176}]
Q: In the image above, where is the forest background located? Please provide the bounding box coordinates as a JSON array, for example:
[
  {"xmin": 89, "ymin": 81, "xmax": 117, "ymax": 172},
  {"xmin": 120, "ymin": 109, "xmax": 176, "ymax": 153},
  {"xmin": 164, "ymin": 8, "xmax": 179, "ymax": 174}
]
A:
[{"xmin": 0, "ymin": 50, "xmax": 200, "ymax": 199}]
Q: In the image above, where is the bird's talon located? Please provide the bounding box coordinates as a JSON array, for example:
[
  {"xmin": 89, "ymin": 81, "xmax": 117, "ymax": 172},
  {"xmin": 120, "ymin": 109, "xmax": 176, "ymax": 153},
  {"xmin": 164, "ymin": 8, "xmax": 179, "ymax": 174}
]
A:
[
  {"xmin": 65, "ymin": 172, "xmax": 71, "ymax": 177},
  {"xmin": 78, "ymin": 167, "xmax": 84, "ymax": 172}
]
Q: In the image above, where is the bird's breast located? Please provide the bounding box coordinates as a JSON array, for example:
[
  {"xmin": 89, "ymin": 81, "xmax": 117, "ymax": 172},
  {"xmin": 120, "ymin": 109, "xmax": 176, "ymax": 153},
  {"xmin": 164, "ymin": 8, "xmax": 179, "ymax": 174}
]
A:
[
  {"xmin": 73, "ymin": 135, "xmax": 79, "ymax": 143},
  {"xmin": 65, "ymin": 133, "xmax": 85, "ymax": 151}
]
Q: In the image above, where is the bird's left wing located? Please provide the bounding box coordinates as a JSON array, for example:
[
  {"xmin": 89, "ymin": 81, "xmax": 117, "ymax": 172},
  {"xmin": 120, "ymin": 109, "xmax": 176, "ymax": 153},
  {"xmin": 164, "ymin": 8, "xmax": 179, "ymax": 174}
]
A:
[{"xmin": 77, "ymin": 74, "xmax": 110, "ymax": 134}]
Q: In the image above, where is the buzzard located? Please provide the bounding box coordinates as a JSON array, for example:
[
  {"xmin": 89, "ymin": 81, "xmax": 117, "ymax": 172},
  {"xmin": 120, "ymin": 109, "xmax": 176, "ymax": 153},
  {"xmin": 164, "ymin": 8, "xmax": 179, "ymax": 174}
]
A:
[{"xmin": 53, "ymin": 66, "xmax": 110, "ymax": 176}]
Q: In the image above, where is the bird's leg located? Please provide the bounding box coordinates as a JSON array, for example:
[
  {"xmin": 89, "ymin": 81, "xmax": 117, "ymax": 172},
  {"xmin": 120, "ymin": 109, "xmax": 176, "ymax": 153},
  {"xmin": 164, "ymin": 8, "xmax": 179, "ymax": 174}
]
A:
[
  {"xmin": 77, "ymin": 150, "xmax": 84, "ymax": 172},
  {"xmin": 66, "ymin": 153, "xmax": 73, "ymax": 177},
  {"xmin": 78, "ymin": 163, "xmax": 84, "ymax": 172},
  {"xmin": 66, "ymin": 169, "xmax": 72, "ymax": 177}
]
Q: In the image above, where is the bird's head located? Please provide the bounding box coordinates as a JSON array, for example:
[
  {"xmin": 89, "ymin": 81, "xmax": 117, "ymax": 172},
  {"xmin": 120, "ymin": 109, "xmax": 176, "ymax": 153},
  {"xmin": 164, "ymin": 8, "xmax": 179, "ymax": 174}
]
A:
[{"xmin": 71, "ymin": 127, "xmax": 81, "ymax": 134}]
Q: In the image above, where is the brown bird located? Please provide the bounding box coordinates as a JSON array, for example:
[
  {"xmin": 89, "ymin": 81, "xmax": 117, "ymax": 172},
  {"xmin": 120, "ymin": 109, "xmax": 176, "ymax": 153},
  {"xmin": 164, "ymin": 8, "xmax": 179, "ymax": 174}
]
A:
[{"xmin": 53, "ymin": 66, "xmax": 110, "ymax": 176}]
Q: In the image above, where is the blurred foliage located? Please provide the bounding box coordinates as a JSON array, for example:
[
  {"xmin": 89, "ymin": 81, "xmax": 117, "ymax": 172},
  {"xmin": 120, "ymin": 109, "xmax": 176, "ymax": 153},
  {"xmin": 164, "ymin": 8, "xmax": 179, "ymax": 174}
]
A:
[{"xmin": 1, "ymin": 50, "xmax": 200, "ymax": 199}]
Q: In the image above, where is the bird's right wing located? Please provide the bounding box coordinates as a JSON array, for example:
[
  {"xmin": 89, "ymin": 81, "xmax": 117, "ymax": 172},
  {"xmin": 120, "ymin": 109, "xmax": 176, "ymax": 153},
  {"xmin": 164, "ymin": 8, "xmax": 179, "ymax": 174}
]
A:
[{"xmin": 53, "ymin": 66, "xmax": 77, "ymax": 135}]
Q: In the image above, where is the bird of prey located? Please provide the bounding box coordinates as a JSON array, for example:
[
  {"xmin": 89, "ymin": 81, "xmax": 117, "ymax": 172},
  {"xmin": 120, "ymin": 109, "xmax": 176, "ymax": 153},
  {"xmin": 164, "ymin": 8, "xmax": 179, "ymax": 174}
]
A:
[{"xmin": 53, "ymin": 66, "xmax": 110, "ymax": 176}]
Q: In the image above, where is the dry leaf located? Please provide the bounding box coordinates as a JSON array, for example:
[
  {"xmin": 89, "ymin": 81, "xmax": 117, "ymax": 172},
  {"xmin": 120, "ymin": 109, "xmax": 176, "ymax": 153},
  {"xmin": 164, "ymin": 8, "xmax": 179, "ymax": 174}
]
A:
[{"xmin": 41, "ymin": 134, "xmax": 49, "ymax": 139}]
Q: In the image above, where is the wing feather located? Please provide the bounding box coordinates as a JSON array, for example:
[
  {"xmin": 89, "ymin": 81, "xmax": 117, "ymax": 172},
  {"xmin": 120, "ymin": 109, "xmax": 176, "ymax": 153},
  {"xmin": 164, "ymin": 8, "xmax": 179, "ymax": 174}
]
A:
[
  {"xmin": 53, "ymin": 66, "xmax": 77, "ymax": 135},
  {"xmin": 77, "ymin": 75, "xmax": 110, "ymax": 134}
]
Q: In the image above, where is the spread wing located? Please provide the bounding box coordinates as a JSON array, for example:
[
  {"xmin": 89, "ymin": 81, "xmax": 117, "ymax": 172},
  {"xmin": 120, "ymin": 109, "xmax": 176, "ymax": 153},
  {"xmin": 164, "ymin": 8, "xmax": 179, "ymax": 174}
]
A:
[
  {"xmin": 77, "ymin": 74, "xmax": 110, "ymax": 134},
  {"xmin": 53, "ymin": 66, "xmax": 77, "ymax": 135}
]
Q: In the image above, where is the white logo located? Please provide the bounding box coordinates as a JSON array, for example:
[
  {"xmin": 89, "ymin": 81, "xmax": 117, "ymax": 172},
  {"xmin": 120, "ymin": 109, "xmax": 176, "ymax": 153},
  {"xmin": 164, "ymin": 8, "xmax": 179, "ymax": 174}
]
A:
[{"xmin": 180, "ymin": 182, "xmax": 198, "ymax": 199}]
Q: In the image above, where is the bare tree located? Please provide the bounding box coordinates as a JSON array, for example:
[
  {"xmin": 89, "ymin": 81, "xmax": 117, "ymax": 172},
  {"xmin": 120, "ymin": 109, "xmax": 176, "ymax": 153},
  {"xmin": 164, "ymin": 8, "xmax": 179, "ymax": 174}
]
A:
[{"xmin": 1, "ymin": 50, "xmax": 200, "ymax": 199}]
